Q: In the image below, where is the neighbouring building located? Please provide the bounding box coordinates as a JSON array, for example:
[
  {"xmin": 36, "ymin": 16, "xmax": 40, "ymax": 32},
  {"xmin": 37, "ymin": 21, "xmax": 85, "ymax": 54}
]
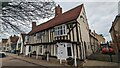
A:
[
  {"xmin": 89, "ymin": 30, "xmax": 98, "ymax": 53},
  {"xmin": 109, "ymin": 14, "xmax": 120, "ymax": 53},
  {"xmin": 1, "ymin": 39, "xmax": 8, "ymax": 51},
  {"xmin": 93, "ymin": 30, "xmax": 105, "ymax": 45},
  {"xmin": 0, "ymin": 40, "xmax": 2, "ymax": 51},
  {"xmin": 6, "ymin": 35, "xmax": 19, "ymax": 53},
  {"xmin": 25, "ymin": 4, "xmax": 92, "ymax": 60},
  {"xmin": 16, "ymin": 33, "xmax": 28, "ymax": 54}
]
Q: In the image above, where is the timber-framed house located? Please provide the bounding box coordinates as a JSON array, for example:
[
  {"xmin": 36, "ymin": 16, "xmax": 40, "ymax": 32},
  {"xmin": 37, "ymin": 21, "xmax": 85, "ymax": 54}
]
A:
[{"xmin": 25, "ymin": 4, "xmax": 92, "ymax": 60}]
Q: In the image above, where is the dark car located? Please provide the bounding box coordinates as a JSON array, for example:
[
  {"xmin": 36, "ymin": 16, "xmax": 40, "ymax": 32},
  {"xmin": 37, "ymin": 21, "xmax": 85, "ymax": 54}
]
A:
[{"xmin": 0, "ymin": 52, "xmax": 6, "ymax": 58}]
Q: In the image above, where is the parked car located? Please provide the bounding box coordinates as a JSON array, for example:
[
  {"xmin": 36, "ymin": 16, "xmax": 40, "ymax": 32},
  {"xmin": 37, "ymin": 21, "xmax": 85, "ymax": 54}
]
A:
[{"xmin": 0, "ymin": 52, "xmax": 6, "ymax": 58}]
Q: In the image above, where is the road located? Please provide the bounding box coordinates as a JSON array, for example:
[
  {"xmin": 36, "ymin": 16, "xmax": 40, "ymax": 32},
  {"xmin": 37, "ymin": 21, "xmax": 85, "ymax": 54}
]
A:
[
  {"xmin": 0, "ymin": 55, "xmax": 66, "ymax": 68},
  {"xmin": 0, "ymin": 56, "xmax": 50, "ymax": 68},
  {"xmin": 0, "ymin": 56, "xmax": 38, "ymax": 66}
]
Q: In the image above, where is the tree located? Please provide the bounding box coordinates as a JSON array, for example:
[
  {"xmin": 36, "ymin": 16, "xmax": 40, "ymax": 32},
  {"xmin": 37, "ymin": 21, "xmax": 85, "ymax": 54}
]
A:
[{"xmin": 0, "ymin": 0, "xmax": 56, "ymax": 38}]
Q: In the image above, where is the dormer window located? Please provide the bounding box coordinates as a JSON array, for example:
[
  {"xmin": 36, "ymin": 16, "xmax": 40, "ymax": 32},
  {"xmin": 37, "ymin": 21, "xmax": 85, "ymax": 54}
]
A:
[{"xmin": 54, "ymin": 24, "xmax": 67, "ymax": 36}]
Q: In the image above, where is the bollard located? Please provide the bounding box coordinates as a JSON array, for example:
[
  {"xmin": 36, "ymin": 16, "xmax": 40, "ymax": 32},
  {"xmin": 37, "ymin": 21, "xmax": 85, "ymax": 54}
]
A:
[
  {"xmin": 36, "ymin": 54, "xmax": 38, "ymax": 59},
  {"xmin": 47, "ymin": 53, "xmax": 49, "ymax": 61},
  {"xmin": 74, "ymin": 56, "xmax": 77, "ymax": 66},
  {"xmin": 60, "ymin": 59, "xmax": 62, "ymax": 64}
]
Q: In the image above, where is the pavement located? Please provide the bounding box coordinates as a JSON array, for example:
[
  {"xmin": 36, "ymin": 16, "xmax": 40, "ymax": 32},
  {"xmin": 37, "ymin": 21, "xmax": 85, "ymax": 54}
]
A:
[
  {"xmin": 83, "ymin": 60, "xmax": 119, "ymax": 66},
  {"xmin": 7, "ymin": 53, "xmax": 64, "ymax": 66},
  {"xmin": 2, "ymin": 56, "xmax": 37, "ymax": 66}
]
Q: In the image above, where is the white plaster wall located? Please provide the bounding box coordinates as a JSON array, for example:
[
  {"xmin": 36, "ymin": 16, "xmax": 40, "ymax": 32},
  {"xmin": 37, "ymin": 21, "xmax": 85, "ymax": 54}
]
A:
[
  {"xmin": 77, "ymin": 6, "xmax": 92, "ymax": 56},
  {"xmin": 25, "ymin": 45, "xmax": 29, "ymax": 55}
]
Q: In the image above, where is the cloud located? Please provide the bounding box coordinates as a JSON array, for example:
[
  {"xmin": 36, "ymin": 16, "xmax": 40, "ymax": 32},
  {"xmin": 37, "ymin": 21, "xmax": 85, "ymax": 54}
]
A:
[
  {"xmin": 85, "ymin": 2, "xmax": 118, "ymax": 39},
  {"xmin": 56, "ymin": 2, "xmax": 118, "ymax": 41}
]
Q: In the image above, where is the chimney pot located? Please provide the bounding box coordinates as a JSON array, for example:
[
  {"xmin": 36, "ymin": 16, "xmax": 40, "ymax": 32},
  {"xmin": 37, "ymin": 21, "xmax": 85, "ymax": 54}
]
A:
[{"xmin": 55, "ymin": 5, "xmax": 62, "ymax": 17}]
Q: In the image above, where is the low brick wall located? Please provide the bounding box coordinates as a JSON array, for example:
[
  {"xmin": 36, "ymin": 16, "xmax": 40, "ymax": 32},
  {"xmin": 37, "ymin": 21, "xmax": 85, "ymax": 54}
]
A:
[{"xmin": 87, "ymin": 52, "xmax": 119, "ymax": 63}]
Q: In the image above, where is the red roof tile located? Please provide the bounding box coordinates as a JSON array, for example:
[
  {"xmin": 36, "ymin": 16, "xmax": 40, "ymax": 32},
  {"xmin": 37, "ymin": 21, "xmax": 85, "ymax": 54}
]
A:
[{"xmin": 29, "ymin": 4, "xmax": 83, "ymax": 35}]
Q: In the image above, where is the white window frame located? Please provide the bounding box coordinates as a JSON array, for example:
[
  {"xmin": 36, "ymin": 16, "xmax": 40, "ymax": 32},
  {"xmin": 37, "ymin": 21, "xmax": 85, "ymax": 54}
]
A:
[{"xmin": 54, "ymin": 24, "xmax": 67, "ymax": 37}]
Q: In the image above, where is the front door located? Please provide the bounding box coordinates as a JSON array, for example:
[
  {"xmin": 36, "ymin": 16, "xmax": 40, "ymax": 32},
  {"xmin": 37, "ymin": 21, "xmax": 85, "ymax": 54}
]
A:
[
  {"xmin": 57, "ymin": 43, "xmax": 73, "ymax": 59},
  {"xmin": 67, "ymin": 43, "xmax": 73, "ymax": 57}
]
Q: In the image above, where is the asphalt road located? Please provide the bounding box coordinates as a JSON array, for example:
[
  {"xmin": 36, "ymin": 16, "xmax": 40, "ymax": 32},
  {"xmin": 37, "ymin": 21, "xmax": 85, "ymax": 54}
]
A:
[
  {"xmin": 0, "ymin": 56, "xmax": 50, "ymax": 68},
  {"xmin": 0, "ymin": 56, "xmax": 65, "ymax": 68},
  {"xmin": 1, "ymin": 56, "xmax": 38, "ymax": 66}
]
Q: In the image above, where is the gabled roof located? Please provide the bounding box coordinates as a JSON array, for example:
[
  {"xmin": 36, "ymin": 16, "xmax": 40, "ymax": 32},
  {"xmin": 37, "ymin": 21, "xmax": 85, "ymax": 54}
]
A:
[
  {"xmin": 29, "ymin": 4, "xmax": 83, "ymax": 35},
  {"xmin": 10, "ymin": 35, "xmax": 19, "ymax": 43}
]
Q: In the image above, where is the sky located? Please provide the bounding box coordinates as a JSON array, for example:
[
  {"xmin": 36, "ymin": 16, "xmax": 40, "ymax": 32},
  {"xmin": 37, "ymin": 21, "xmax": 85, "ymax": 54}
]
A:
[
  {"xmin": 39, "ymin": 1, "xmax": 119, "ymax": 42},
  {"xmin": 53, "ymin": 1, "xmax": 119, "ymax": 42},
  {"xmin": 0, "ymin": 0, "xmax": 119, "ymax": 42}
]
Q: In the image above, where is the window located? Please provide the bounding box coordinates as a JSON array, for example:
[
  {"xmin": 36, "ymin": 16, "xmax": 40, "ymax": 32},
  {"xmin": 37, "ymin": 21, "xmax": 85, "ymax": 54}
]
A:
[
  {"xmin": 36, "ymin": 32, "xmax": 42, "ymax": 39},
  {"xmin": 36, "ymin": 32, "xmax": 45, "ymax": 39},
  {"xmin": 39, "ymin": 45, "xmax": 42, "ymax": 54},
  {"xmin": 29, "ymin": 46, "xmax": 31, "ymax": 52},
  {"xmin": 54, "ymin": 25, "xmax": 67, "ymax": 36},
  {"xmin": 44, "ymin": 45, "xmax": 47, "ymax": 48},
  {"xmin": 50, "ymin": 29, "xmax": 54, "ymax": 33},
  {"xmin": 67, "ymin": 47, "xmax": 72, "ymax": 56}
]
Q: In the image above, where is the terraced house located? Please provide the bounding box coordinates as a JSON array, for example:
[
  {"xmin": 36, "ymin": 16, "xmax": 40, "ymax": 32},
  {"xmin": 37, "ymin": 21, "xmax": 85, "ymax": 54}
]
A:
[{"xmin": 25, "ymin": 4, "xmax": 92, "ymax": 60}]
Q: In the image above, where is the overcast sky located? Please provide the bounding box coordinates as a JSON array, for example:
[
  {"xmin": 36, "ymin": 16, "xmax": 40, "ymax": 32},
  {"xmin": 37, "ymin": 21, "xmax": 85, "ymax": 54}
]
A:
[
  {"xmin": 40, "ymin": 1, "xmax": 119, "ymax": 42},
  {"xmin": 0, "ymin": 0, "xmax": 119, "ymax": 42}
]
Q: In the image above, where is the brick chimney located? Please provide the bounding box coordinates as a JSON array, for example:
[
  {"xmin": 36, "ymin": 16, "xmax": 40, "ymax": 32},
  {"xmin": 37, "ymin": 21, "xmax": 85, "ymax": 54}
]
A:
[
  {"xmin": 32, "ymin": 22, "xmax": 36, "ymax": 29},
  {"xmin": 55, "ymin": 5, "xmax": 62, "ymax": 17}
]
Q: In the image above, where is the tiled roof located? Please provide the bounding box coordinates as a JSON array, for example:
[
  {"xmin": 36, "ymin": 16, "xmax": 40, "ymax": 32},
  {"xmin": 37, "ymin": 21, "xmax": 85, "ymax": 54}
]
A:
[{"xmin": 29, "ymin": 4, "xmax": 83, "ymax": 35}]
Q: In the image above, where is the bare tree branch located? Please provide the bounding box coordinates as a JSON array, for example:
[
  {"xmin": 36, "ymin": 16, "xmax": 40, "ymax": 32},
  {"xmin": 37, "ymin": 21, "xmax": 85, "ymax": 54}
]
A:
[{"xmin": 0, "ymin": 0, "xmax": 56, "ymax": 37}]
